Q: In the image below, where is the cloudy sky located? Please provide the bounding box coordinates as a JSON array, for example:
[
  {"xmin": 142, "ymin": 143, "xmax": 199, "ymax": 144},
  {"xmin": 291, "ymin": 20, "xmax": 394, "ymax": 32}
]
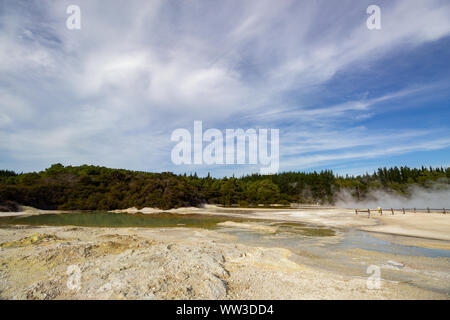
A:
[{"xmin": 1, "ymin": 0, "xmax": 450, "ymax": 177}]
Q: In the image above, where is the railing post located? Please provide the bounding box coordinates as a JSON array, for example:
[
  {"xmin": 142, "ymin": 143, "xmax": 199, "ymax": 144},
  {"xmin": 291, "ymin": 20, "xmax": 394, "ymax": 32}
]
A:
[
  {"xmin": 368, "ymin": 208, "xmax": 371, "ymax": 218},
  {"xmin": 444, "ymin": 208, "xmax": 446, "ymax": 214},
  {"xmin": 427, "ymin": 207, "xmax": 430, "ymax": 213},
  {"xmin": 391, "ymin": 208, "xmax": 394, "ymax": 215},
  {"xmin": 402, "ymin": 208, "xmax": 405, "ymax": 214},
  {"xmin": 355, "ymin": 209, "xmax": 358, "ymax": 215},
  {"xmin": 414, "ymin": 208, "xmax": 416, "ymax": 213}
]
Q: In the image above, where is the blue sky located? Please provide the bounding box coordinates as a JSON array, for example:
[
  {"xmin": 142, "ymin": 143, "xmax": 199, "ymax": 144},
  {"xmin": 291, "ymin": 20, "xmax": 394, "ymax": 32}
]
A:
[{"xmin": 1, "ymin": 0, "xmax": 450, "ymax": 177}]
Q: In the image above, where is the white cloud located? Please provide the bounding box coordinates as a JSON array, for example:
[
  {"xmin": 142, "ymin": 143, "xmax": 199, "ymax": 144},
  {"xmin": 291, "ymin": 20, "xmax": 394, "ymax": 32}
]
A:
[{"xmin": 1, "ymin": 0, "xmax": 450, "ymax": 174}]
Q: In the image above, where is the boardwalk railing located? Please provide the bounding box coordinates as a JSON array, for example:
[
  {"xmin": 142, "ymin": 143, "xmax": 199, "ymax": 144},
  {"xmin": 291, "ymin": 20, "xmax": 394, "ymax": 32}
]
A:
[{"xmin": 355, "ymin": 207, "xmax": 448, "ymax": 218}]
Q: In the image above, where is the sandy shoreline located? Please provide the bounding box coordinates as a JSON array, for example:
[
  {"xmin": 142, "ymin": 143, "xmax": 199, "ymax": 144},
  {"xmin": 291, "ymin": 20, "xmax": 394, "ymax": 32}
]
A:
[{"xmin": 362, "ymin": 212, "xmax": 450, "ymax": 241}]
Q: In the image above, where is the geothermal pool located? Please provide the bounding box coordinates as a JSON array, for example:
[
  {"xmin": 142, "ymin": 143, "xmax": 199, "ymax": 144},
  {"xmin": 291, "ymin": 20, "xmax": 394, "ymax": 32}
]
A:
[
  {"xmin": 1, "ymin": 210, "xmax": 449, "ymax": 296},
  {"xmin": 1, "ymin": 211, "xmax": 448, "ymax": 258}
]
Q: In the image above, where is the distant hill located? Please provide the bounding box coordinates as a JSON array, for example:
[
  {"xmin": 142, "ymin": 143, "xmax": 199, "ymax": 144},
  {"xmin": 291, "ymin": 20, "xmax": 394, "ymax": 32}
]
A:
[{"xmin": 0, "ymin": 164, "xmax": 448, "ymax": 211}]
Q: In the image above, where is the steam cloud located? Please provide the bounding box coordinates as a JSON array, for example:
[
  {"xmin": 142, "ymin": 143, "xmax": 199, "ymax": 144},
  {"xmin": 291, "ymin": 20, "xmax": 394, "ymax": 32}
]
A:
[{"xmin": 335, "ymin": 181, "xmax": 450, "ymax": 209}]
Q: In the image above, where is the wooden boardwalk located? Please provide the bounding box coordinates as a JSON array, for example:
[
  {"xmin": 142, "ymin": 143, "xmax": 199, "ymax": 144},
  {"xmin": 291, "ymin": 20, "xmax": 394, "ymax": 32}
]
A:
[{"xmin": 354, "ymin": 207, "xmax": 448, "ymax": 218}]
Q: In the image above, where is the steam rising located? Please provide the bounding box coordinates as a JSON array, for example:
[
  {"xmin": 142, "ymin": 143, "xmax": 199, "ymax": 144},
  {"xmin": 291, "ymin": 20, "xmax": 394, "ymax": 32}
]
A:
[{"xmin": 336, "ymin": 182, "xmax": 450, "ymax": 209}]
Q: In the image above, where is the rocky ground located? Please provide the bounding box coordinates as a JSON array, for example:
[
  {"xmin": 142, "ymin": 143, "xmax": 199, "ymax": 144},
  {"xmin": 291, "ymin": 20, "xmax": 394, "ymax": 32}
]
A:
[{"xmin": 0, "ymin": 224, "xmax": 448, "ymax": 300}]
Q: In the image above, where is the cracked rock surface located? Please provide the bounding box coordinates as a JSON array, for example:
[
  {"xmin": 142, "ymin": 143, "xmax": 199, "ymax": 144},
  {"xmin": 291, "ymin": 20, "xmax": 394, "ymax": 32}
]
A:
[{"xmin": 0, "ymin": 225, "xmax": 447, "ymax": 299}]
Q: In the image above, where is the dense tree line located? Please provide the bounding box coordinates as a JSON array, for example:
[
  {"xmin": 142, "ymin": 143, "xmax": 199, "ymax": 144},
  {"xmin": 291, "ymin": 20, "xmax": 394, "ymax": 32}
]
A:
[{"xmin": 0, "ymin": 164, "xmax": 449, "ymax": 211}]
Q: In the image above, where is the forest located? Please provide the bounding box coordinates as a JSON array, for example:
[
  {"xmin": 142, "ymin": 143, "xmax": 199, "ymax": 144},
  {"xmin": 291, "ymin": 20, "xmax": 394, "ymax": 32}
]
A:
[{"xmin": 0, "ymin": 164, "xmax": 449, "ymax": 211}]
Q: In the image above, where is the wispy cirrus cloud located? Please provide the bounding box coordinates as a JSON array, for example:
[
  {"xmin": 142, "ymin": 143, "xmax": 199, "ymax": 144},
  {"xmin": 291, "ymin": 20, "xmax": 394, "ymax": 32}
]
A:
[
  {"xmin": 0, "ymin": 0, "xmax": 450, "ymax": 175},
  {"xmin": 282, "ymin": 136, "xmax": 450, "ymax": 170}
]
